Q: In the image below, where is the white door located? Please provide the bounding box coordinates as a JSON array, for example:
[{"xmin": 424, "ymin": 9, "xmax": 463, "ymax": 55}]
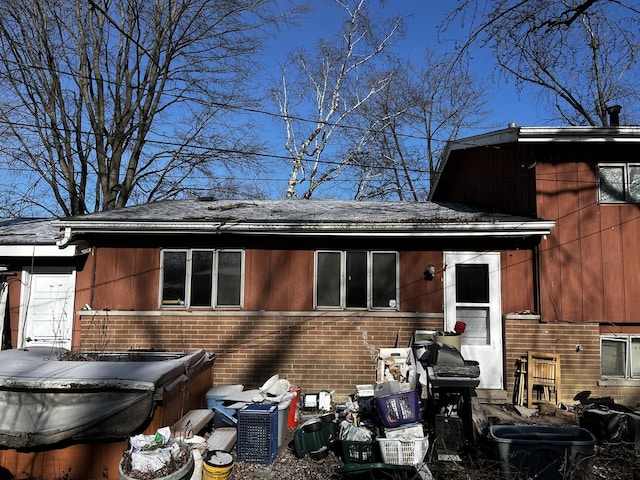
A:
[
  {"xmin": 19, "ymin": 270, "xmax": 75, "ymax": 350},
  {"xmin": 444, "ymin": 252, "xmax": 503, "ymax": 389}
]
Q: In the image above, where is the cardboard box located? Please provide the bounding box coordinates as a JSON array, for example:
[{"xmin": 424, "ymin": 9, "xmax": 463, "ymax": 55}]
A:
[{"xmin": 376, "ymin": 348, "xmax": 416, "ymax": 389}]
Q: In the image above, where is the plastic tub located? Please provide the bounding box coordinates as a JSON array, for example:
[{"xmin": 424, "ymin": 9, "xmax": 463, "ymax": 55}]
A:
[
  {"xmin": 206, "ymin": 385, "xmax": 243, "ymax": 418},
  {"xmin": 489, "ymin": 425, "xmax": 596, "ymax": 480}
]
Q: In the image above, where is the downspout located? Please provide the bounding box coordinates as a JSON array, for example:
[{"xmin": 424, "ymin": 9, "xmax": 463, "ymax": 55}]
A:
[
  {"xmin": 57, "ymin": 227, "xmax": 72, "ymax": 248},
  {"xmin": 533, "ymin": 244, "xmax": 541, "ymax": 315},
  {"xmin": 0, "ymin": 282, "xmax": 7, "ymax": 350}
]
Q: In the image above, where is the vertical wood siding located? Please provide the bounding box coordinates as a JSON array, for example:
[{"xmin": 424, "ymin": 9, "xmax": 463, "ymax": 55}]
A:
[{"xmin": 537, "ymin": 159, "xmax": 640, "ymax": 323}]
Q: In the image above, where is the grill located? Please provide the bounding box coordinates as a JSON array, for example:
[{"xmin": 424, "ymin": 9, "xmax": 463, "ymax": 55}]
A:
[{"xmin": 416, "ymin": 341, "xmax": 480, "ymax": 456}]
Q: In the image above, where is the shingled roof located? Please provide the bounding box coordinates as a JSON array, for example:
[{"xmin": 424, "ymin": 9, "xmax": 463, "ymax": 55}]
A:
[{"xmin": 54, "ymin": 199, "xmax": 553, "ymax": 243}]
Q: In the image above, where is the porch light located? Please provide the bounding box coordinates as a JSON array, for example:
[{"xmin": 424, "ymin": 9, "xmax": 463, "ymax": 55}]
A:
[{"xmin": 423, "ymin": 264, "xmax": 436, "ymax": 281}]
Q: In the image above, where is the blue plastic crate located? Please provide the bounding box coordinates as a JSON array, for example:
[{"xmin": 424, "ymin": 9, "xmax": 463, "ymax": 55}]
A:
[{"xmin": 237, "ymin": 404, "xmax": 278, "ymax": 465}]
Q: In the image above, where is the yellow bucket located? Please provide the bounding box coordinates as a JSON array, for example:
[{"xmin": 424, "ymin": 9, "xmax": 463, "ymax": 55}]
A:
[{"xmin": 202, "ymin": 450, "xmax": 233, "ymax": 480}]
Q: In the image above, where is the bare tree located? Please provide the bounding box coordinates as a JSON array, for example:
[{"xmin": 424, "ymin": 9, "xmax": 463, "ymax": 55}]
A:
[
  {"xmin": 0, "ymin": 0, "xmax": 288, "ymax": 216},
  {"xmin": 274, "ymin": 0, "xmax": 402, "ymax": 199},
  {"xmin": 445, "ymin": 1, "xmax": 640, "ymax": 125},
  {"xmin": 351, "ymin": 51, "xmax": 488, "ymax": 200}
]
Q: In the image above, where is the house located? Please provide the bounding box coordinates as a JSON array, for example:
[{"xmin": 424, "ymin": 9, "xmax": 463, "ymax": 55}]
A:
[
  {"xmin": 431, "ymin": 123, "xmax": 640, "ymax": 407},
  {"xmin": 1, "ymin": 201, "xmax": 552, "ymax": 402},
  {"xmin": 2, "ymin": 123, "xmax": 640, "ymax": 477},
  {"xmin": 4, "ymin": 126, "xmax": 640, "ymax": 409}
]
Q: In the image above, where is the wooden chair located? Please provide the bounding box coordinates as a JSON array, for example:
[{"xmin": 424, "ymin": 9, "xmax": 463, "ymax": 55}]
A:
[{"xmin": 526, "ymin": 351, "xmax": 561, "ymax": 407}]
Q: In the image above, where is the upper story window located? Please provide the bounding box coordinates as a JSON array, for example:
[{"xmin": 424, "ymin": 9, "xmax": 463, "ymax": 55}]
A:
[
  {"xmin": 315, "ymin": 250, "xmax": 398, "ymax": 310},
  {"xmin": 597, "ymin": 163, "xmax": 640, "ymax": 203},
  {"xmin": 161, "ymin": 249, "xmax": 243, "ymax": 308},
  {"xmin": 601, "ymin": 335, "xmax": 640, "ymax": 378}
]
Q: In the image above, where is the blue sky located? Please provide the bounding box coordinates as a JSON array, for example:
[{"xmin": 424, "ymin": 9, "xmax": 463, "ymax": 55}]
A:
[
  {"xmin": 246, "ymin": 1, "xmax": 548, "ymax": 198},
  {"xmin": 261, "ymin": 1, "xmax": 548, "ymax": 131}
]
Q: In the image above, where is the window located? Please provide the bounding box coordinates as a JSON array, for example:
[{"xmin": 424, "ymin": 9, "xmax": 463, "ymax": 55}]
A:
[
  {"xmin": 601, "ymin": 335, "xmax": 640, "ymax": 378},
  {"xmin": 315, "ymin": 251, "xmax": 398, "ymax": 309},
  {"xmin": 160, "ymin": 249, "xmax": 243, "ymax": 307},
  {"xmin": 598, "ymin": 164, "xmax": 640, "ymax": 203}
]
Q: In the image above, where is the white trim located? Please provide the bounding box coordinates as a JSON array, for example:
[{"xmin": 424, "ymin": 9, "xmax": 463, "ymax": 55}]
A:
[
  {"xmin": 444, "ymin": 251, "xmax": 503, "ymax": 390},
  {"xmin": 76, "ymin": 309, "xmax": 444, "ymax": 319},
  {"xmin": 314, "ymin": 250, "xmax": 400, "ymax": 310},
  {"xmin": 54, "ymin": 221, "xmax": 554, "ymax": 237},
  {"xmin": 0, "ymin": 245, "xmax": 80, "ymax": 257},
  {"xmin": 18, "ymin": 269, "xmax": 76, "ymax": 349},
  {"xmin": 159, "ymin": 248, "xmax": 244, "ymax": 309}
]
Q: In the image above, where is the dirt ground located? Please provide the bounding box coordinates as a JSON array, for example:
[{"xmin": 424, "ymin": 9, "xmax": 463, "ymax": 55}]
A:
[{"xmin": 227, "ymin": 401, "xmax": 640, "ymax": 480}]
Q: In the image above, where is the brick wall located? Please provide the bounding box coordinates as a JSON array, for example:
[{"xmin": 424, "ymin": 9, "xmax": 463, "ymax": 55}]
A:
[
  {"xmin": 78, "ymin": 311, "xmax": 443, "ymax": 400},
  {"xmin": 78, "ymin": 311, "xmax": 640, "ymax": 407},
  {"xmin": 505, "ymin": 317, "xmax": 640, "ymax": 406}
]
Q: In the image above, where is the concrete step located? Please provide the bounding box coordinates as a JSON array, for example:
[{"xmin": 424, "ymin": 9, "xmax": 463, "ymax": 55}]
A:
[{"xmin": 476, "ymin": 389, "xmax": 508, "ymax": 403}]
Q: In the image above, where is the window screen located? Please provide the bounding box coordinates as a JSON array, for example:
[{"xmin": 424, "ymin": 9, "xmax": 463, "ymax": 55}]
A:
[
  {"xmin": 161, "ymin": 249, "xmax": 242, "ymax": 308},
  {"xmin": 372, "ymin": 252, "xmax": 397, "ymax": 308},
  {"xmin": 456, "ymin": 307, "xmax": 490, "ymax": 345},
  {"xmin": 317, "ymin": 252, "xmax": 341, "ymax": 307},
  {"xmin": 601, "ymin": 338, "xmax": 626, "ymax": 376},
  {"xmin": 191, "ymin": 250, "xmax": 213, "ymax": 306},
  {"xmin": 315, "ymin": 250, "xmax": 398, "ymax": 309},
  {"xmin": 599, "ymin": 166, "xmax": 625, "ymax": 203},
  {"xmin": 632, "ymin": 337, "xmax": 640, "ymax": 377},
  {"xmin": 628, "ymin": 166, "xmax": 640, "ymax": 202},
  {"xmin": 162, "ymin": 251, "xmax": 187, "ymax": 305},
  {"xmin": 217, "ymin": 251, "xmax": 242, "ymax": 306},
  {"xmin": 346, "ymin": 251, "xmax": 367, "ymax": 308}
]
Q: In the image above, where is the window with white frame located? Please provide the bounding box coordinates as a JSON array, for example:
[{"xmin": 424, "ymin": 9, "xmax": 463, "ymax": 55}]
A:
[
  {"xmin": 597, "ymin": 164, "xmax": 640, "ymax": 203},
  {"xmin": 601, "ymin": 335, "xmax": 640, "ymax": 378},
  {"xmin": 315, "ymin": 250, "xmax": 398, "ymax": 309},
  {"xmin": 161, "ymin": 249, "xmax": 243, "ymax": 307}
]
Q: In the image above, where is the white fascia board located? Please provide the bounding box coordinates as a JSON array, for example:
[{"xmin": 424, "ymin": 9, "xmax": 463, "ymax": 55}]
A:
[
  {"xmin": 517, "ymin": 126, "xmax": 640, "ymax": 142},
  {"xmin": 0, "ymin": 244, "xmax": 80, "ymax": 257},
  {"xmin": 59, "ymin": 220, "xmax": 554, "ymax": 237}
]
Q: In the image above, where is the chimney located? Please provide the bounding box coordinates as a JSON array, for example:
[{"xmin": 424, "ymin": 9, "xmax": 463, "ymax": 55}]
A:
[{"xmin": 607, "ymin": 105, "xmax": 621, "ymax": 127}]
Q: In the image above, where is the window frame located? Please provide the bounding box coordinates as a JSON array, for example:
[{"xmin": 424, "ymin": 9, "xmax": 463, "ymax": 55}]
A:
[
  {"xmin": 314, "ymin": 250, "xmax": 399, "ymax": 310},
  {"xmin": 600, "ymin": 335, "xmax": 640, "ymax": 379},
  {"xmin": 159, "ymin": 248, "xmax": 244, "ymax": 309},
  {"xmin": 597, "ymin": 163, "xmax": 640, "ymax": 204}
]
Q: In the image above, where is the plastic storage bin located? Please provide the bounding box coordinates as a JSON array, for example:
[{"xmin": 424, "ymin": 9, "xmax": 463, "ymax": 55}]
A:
[
  {"xmin": 237, "ymin": 404, "xmax": 278, "ymax": 465},
  {"xmin": 206, "ymin": 385, "xmax": 243, "ymax": 418},
  {"xmin": 375, "ymin": 390, "xmax": 420, "ymax": 428},
  {"xmin": 376, "ymin": 437, "xmax": 429, "ymax": 465},
  {"xmin": 490, "ymin": 425, "xmax": 596, "ymax": 480},
  {"xmin": 341, "ymin": 440, "xmax": 379, "ymax": 464}
]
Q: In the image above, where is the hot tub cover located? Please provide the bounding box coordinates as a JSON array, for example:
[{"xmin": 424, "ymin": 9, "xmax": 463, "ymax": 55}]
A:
[{"xmin": 0, "ymin": 347, "xmax": 215, "ymax": 449}]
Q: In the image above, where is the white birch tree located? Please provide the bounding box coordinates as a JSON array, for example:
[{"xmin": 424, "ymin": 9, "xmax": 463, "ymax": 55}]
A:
[{"xmin": 274, "ymin": 0, "xmax": 401, "ymax": 199}]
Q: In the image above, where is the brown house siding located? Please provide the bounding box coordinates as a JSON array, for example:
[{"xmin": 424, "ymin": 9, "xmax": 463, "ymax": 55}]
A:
[
  {"xmin": 537, "ymin": 160, "xmax": 640, "ymax": 323},
  {"xmin": 501, "ymin": 249, "xmax": 535, "ymax": 314},
  {"xmin": 433, "ymin": 146, "xmax": 537, "ymax": 216},
  {"xmin": 69, "ymin": 246, "xmax": 449, "ymax": 399},
  {"xmin": 73, "ymin": 247, "xmax": 446, "ymax": 314}
]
